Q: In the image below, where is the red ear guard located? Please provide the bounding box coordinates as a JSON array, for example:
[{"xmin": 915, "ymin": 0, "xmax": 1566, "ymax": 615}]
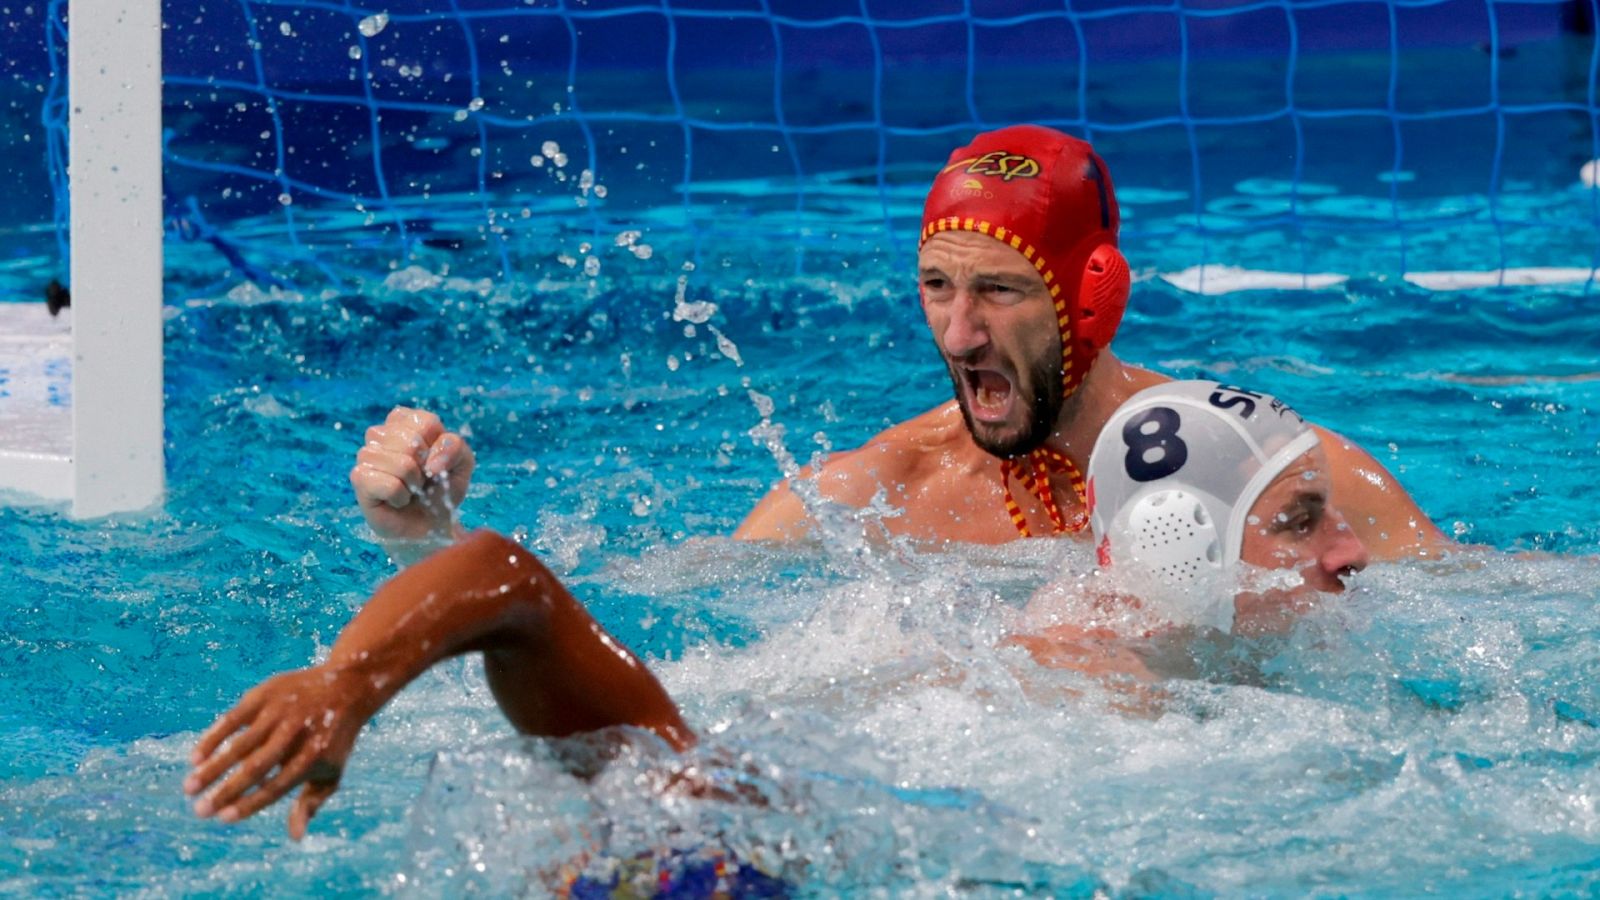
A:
[{"xmin": 1075, "ymin": 242, "xmax": 1129, "ymax": 357}]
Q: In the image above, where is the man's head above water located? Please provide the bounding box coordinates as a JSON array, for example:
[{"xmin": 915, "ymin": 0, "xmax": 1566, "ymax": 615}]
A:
[
  {"xmin": 1087, "ymin": 380, "xmax": 1370, "ymax": 634},
  {"xmin": 918, "ymin": 125, "xmax": 1131, "ymax": 460},
  {"xmin": 349, "ymin": 124, "xmax": 1449, "ymax": 555}
]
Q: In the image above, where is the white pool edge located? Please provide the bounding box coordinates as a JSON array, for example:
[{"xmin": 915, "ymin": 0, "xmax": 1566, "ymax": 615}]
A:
[{"xmin": 0, "ymin": 448, "xmax": 72, "ymax": 502}]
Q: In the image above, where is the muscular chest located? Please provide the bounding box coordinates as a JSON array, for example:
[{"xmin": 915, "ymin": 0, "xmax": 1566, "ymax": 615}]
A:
[{"xmin": 882, "ymin": 464, "xmax": 1093, "ymax": 545}]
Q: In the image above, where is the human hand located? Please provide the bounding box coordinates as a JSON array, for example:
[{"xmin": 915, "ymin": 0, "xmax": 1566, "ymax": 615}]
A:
[
  {"xmin": 350, "ymin": 406, "xmax": 476, "ymax": 543},
  {"xmin": 185, "ymin": 666, "xmax": 373, "ymax": 840}
]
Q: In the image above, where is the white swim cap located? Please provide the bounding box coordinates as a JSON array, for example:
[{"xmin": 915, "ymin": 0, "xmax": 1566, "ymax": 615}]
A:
[{"xmin": 1086, "ymin": 380, "xmax": 1320, "ymax": 632}]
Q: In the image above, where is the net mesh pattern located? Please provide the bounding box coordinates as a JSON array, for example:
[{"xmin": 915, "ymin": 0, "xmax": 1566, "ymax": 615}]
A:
[{"xmin": 7, "ymin": 0, "xmax": 1600, "ymax": 294}]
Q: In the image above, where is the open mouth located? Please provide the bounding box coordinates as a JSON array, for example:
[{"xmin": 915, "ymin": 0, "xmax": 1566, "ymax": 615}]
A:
[{"xmin": 964, "ymin": 368, "xmax": 1015, "ymax": 422}]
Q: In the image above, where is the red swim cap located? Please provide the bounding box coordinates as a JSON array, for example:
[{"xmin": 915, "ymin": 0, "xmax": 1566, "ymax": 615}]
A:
[{"xmin": 920, "ymin": 125, "xmax": 1129, "ymax": 397}]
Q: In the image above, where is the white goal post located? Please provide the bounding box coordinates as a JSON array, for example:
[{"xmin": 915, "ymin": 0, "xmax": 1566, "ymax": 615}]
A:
[{"xmin": 0, "ymin": 1, "xmax": 165, "ymax": 517}]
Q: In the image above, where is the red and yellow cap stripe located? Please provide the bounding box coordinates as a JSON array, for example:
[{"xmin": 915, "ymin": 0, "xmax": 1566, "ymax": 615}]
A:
[{"xmin": 919, "ymin": 215, "xmax": 1077, "ymax": 393}]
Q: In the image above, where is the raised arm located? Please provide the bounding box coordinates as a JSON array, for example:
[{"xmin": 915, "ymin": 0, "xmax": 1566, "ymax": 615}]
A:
[
  {"xmin": 349, "ymin": 406, "xmax": 476, "ymax": 565},
  {"xmin": 185, "ymin": 530, "xmax": 692, "ymax": 839}
]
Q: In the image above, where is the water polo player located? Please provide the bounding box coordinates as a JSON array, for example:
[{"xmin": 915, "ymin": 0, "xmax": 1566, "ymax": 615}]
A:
[
  {"xmin": 1084, "ymin": 380, "xmax": 1369, "ymax": 635},
  {"xmin": 192, "ymin": 388, "xmax": 1369, "ymax": 851},
  {"xmin": 1008, "ymin": 380, "xmax": 1369, "ymax": 680},
  {"xmin": 736, "ymin": 125, "xmax": 1440, "ymax": 556},
  {"xmin": 351, "ymin": 124, "xmax": 1445, "ymax": 561}
]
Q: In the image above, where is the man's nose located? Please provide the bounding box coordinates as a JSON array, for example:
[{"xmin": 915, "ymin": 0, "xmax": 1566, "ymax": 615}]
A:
[
  {"xmin": 940, "ymin": 290, "xmax": 989, "ymax": 358},
  {"xmin": 1319, "ymin": 512, "xmax": 1369, "ymax": 584}
]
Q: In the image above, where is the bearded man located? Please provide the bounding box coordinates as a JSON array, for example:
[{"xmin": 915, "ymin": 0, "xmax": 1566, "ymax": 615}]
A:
[{"xmin": 352, "ymin": 126, "xmax": 1444, "ymax": 559}]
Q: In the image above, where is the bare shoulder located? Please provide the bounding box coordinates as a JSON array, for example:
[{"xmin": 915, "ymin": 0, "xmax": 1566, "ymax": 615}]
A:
[
  {"xmin": 1313, "ymin": 424, "xmax": 1450, "ymax": 559},
  {"xmin": 734, "ymin": 403, "xmax": 972, "ymax": 541}
]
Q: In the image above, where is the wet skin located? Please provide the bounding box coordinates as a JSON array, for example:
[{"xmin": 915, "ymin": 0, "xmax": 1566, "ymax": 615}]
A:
[
  {"xmin": 740, "ymin": 230, "xmax": 1448, "ymax": 555},
  {"xmin": 193, "ymin": 454, "xmax": 1366, "ymax": 838},
  {"xmin": 350, "ymin": 220, "xmax": 1449, "ymax": 551},
  {"xmin": 185, "ymin": 531, "xmax": 691, "ymax": 840},
  {"xmin": 1233, "ymin": 446, "xmax": 1370, "ymax": 634},
  {"xmin": 919, "ymin": 230, "xmax": 1066, "ymax": 459}
]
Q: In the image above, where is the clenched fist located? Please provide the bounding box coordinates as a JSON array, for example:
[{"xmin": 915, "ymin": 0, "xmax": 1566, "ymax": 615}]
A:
[{"xmin": 349, "ymin": 406, "xmax": 476, "ymax": 548}]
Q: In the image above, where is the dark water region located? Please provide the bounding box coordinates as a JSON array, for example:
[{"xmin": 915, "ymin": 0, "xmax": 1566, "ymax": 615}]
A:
[
  {"xmin": 0, "ymin": 62, "xmax": 59, "ymax": 302},
  {"xmin": 158, "ymin": 38, "xmax": 1600, "ymax": 213},
  {"xmin": 147, "ymin": 36, "xmax": 1600, "ymax": 305},
  {"xmin": 6, "ymin": 11, "xmax": 1600, "ymax": 299}
]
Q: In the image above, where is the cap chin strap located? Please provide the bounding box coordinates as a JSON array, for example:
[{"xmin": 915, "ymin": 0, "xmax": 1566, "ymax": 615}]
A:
[
  {"xmin": 995, "ymin": 243, "xmax": 1104, "ymax": 539},
  {"xmin": 1001, "ymin": 446, "xmax": 1088, "ymax": 537},
  {"xmin": 996, "ymin": 240, "xmax": 1112, "ymax": 540}
]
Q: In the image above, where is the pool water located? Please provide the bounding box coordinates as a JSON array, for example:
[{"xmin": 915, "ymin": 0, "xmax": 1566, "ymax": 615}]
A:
[
  {"xmin": 4, "ymin": 45, "xmax": 1600, "ymax": 895},
  {"xmin": 2, "ymin": 177, "xmax": 1597, "ymax": 894}
]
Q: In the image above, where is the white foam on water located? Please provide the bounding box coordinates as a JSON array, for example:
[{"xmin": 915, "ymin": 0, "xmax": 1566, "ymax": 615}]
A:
[
  {"xmin": 7, "ymin": 543, "xmax": 1594, "ymax": 895},
  {"xmin": 1403, "ymin": 268, "xmax": 1600, "ymax": 291},
  {"xmin": 1161, "ymin": 265, "xmax": 1349, "ymax": 295}
]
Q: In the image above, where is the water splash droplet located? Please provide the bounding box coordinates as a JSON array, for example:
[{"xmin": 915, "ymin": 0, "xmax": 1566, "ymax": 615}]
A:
[{"xmin": 357, "ymin": 12, "xmax": 389, "ymax": 37}]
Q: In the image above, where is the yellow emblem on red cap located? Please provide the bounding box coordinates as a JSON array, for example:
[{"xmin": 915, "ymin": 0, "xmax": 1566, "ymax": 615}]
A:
[{"xmin": 941, "ymin": 150, "xmax": 1042, "ymax": 182}]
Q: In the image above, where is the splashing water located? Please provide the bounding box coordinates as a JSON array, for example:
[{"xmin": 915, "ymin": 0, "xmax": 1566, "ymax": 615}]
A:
[{"xmin": 0, "ymin": 160, "xmax": 1597, "ymax": 894}]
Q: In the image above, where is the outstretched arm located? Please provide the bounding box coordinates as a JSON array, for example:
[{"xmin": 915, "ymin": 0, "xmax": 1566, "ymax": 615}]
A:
[{"xmin": 185, "ymin": 530, "xmax": 693, "ymax": 839}]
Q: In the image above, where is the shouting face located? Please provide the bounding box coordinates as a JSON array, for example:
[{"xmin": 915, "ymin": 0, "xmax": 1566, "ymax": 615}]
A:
[{"xmin": 919, "ymin": 230, "xmax": 1067, "ymax": 459}]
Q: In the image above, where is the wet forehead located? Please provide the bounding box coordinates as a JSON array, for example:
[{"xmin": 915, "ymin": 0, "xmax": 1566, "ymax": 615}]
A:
[
  {"xmin": 1248, "ymin": 449, "xmax": 1330, "ymax": 519},
  {"xmin": 918, "ymin": 230, "xmax": 1038, "ymax": 278}
]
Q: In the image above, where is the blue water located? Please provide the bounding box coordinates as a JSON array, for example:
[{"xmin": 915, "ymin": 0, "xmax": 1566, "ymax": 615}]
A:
[
  {"xmin": 3, "ymin": 25, "xmax": 1600, "ymax": 897},
  {"xmin": 2, "ymin": 169, "xmax": 1598, "ymax": 893}
]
